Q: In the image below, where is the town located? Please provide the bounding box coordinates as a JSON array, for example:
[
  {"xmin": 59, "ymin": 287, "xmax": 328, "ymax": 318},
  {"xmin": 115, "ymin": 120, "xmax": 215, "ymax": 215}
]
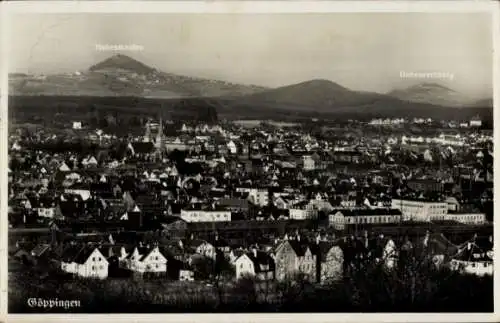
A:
[{"xmin": 8, "ymin": 107, "xmax": 494, "ymax": 312}]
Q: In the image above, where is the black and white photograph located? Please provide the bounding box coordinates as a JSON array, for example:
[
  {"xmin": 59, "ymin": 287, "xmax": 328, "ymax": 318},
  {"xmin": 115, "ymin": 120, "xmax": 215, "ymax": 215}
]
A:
[{"xmin": 5, "ymin": 4, "xmax": 496, "ymax": 315}]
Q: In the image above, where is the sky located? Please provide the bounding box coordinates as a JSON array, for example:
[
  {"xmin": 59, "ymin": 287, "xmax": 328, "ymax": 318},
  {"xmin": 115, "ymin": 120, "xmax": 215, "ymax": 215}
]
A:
[{"xmin": 9, "ymin": 13, "xmax": 493, "ymax": 98}]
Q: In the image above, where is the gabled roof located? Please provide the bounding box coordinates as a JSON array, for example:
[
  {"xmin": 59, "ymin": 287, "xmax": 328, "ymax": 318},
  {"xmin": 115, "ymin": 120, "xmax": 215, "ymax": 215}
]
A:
[
  {"xmin": 454, "ymin": 242, "xmax": 491, "ymax": 262},
  {"xmin": 246, "ymin": 250, "xmax": 275, "ymax": 272},
  {"xmin": 136, "ymin": 246, "xmax": 160, "ymax": 262},
  {"xmin": 61, "ymin": 245, "xmax": 103, "ymax": 265},
  {"xmin": 231, "ymin": 248, "xmax": 246, "ymax": 259},
  {"xmin": 286, "ymin": 240, "xmax": 310, "ymax": 257},
  {"xmin": 31, "ymin": 244, "xmax": 51, "ymax": 257},
  {"xmin": 184, "ymin": 239, "xmax": 212, "ymax": 249}
]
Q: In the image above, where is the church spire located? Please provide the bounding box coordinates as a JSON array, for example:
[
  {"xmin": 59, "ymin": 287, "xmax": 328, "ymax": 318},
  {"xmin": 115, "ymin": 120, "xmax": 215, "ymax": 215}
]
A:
[
  {"xmin": 155, "ymin": 110, "xmax": 165, "ymax": 157},
  {"xmin": 143, "ymin": 119, "xmax": 151, "ymax": 142}
]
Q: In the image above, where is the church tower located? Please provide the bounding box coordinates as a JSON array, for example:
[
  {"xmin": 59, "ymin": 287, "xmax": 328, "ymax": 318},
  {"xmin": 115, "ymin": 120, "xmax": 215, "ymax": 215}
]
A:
[
  {"xmin": 143, "ymin": 119, "xmax": 151, "ymax": 142},
  {"xmin": 154, "ymin": 110, "xmax": 165, "ymax": 160}
]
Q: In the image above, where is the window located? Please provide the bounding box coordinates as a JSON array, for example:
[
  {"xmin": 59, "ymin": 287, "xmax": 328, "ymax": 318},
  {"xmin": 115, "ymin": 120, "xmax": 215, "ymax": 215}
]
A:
[
  {"xmin": 99, "ymin": 266, "xmax": 103, "ymax": 270},
  {"xmin": 98, "ymin": 257, "xmax": 101, "ymax": 261},
  {"xmin": 92, "ymin": 266, "xmax": 96, "ymax": 271},
  {"xmin": 92, "ymin": 257, "xmax": 96, "ymax": 261},
  {"xmin": 484, "ymin": 263, "xmax": 488, "ymax": 268},
  {"xmin": 471, "ymin": 263, "xmax": 476, "ymax": 268},
  {"xmin": 155, "ymin": 256, "xmax": 158, "ymax": 261}
]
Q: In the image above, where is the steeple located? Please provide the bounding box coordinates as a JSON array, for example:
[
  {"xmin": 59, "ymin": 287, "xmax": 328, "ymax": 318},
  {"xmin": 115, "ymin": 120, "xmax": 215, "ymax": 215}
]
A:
[
  {"xmin": 155, "ymin": 110, "xmax": 165, "ymax": 159},
  {"xmin": 156, "ymin": 113, "xmax": 163, "ymax": 146},
  {"xmin": 143, "ymin": 119, "xmax": 151, "ymax": 142}
]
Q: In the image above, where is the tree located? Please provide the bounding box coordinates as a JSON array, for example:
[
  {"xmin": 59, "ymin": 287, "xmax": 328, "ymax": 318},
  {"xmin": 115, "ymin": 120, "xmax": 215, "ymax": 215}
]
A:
[{"xmin": 233, "ymin": 275, "xmax": 258, "ymax": 307}]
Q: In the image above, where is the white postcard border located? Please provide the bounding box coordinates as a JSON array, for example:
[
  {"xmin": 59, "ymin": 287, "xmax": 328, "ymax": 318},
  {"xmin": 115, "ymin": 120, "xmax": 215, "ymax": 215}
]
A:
[{"xmin": 1, "ymin": 1, "xmax": 498, "ymax": 322}]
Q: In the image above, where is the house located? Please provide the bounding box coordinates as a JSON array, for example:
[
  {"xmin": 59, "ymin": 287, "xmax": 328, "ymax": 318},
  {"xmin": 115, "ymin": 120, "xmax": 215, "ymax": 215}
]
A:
[
  {"xmin": 469, "ymin": 116, "xmax": 482, "ymax": 128},
  {"xmin": 446, "ymin": 212, "xmax": 486, "ymax": 225},
  {"xmin": 180, "ymin": 205, "xmax": 231, "ymax": 223},
  {"xmin": 123, "ymin": 245, "xmax": 168, "ymax": 275},
  {"xmin": 392, "ymin": 198, "xmax": 448, "ymax": 222},
  {"xmin": 82, "ymin": 156, "xmax": 98, "ymax": 168},
  {"xmin": 234, "ymin": 248, "xmax": 275, "ymax": 281},
  {"xmin": 72, "ymin": 121, "xmax": 82, "ymax": 130},
  {"xmin": 60, "ymin": 245, "xmax": 109, "ymax": 279},
  {"xmin": 449, "ymin": 241, "xmax": 493, "ymax": 277},
  {"xmin": 227, "ymin": 140, "xmax": 238, "ymax": 154},
  {"xmin": 407, "ymin": 179, "xmax": 444, "ymax": 193},
  {"xmin": 179, "ymin": 266, "xmax": 195, "ymax": 281},
  {"xmin": 161, "ymin": 218, "xmax": 188, "ymax": 239},
  {"xmin": 30, "ymin": 197, "xmax": 60, "ymax": 219},
  {"xmin": 229, "ymin": 248, "xmax": 246, "ymax": 265},
  {"xmin": 446, "ymin": 197, "xmax": 460, "ymax": 212},
  {"xmin": 288, "ymin": 201, "xmax": 310, "ymax": 220},
  {"xmin": 212, "ymin": 236, "xmax": 232, "ymax": 254},
  {"xmin": 59, "ymin": 162, "xmax": 71, "ymax": 172},
  {"xmin": 218, "ymin": 198, "xmax": 249, "ymax": 213},
  {"xmin": 234, "ymin": 253, "xmax": 255, "ymax": 280},
  {"xmin": 329, "ymin": 208, "xmax": 403, "ymax": 230},
  {"xmin": 64, "ymin": 185, "xmax": 92, "ymax": 201},
  {"xmin": 273, "ymin": 196, "xmax": 292, "ymax": 210},
  {"xmin": 185, "ymin": 239, "xmax": 217, "ymax": 260},
  {"xmin": 247, "ymin": 188, "xmax": 269, "ymax": 207},
  {"xmin": 289, "ymin": 200, "xmax": 320, "ymax": 220},
  {"xmin": 302, "ymin": 156, "xmax": 315, "ymax": 171},
  {"xmin": 331, "ymin": 151, "xmax": 363, "ymax": 164},
  {"xmin": 274, "ymin": 239, "xmax": 316, "ymax": 282},
  {"xmin": 102, "ymin": 245, "xmax": 130, "ymax": 270}
]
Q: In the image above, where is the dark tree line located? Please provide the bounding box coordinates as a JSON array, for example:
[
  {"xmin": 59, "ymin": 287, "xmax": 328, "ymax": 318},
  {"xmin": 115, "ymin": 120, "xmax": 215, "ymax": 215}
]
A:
[{"xmin": 9, "ymin": 253, "xmax": 493, "ymax": 313}]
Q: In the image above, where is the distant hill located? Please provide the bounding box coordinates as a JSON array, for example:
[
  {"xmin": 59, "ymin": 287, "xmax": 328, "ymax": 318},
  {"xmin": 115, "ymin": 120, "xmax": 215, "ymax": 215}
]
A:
[
  {"xmin": 237, "ymin": 79, "xmax": 448, "ymax": 113},
  {"xmin": 230, "ymin": 79, "xmax": 493, "ymax": 120},
  {"xmin": 387, "ymin": 82, "xmax": 476, "ymax": 108},
  {"xmin": 238, "ymin": 79, "xmax": 391, "ymax": 108},
  {"xmin": 89, "ymin": 54, "xmax": 156, "ymax": 75},
  {"xmin": 10, "ymin": 54, "xmax": 268, "ymax": 98}
]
